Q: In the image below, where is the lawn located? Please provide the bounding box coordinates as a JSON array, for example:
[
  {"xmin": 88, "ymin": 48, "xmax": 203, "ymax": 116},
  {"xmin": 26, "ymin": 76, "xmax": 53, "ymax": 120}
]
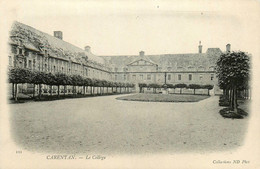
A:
[{"xmin": 116, "ymin": 93, "xmax": 210, "ymax": 102}]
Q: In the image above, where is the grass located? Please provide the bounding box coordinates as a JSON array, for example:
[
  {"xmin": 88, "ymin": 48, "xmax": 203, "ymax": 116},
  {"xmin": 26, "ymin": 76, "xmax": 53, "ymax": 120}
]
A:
[
  {"xmin": 9, "ymin": 92, "xmax": 132, "ymax": 104},
  {"xmin": 116, "ymin": 93, "xmax": 210, "ymax": 102}
]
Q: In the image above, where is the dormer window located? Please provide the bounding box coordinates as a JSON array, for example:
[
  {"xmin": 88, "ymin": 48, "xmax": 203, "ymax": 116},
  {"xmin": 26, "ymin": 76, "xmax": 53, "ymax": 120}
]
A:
[
  {"xmin": 18, "ymin": 39, "xmax": 22, "ymax": 46},
  {"xmin": 198, "ymin": 66, "xmax": 205, "ymax": 71},
  {"xmin": 188, "ymin": 66, "xmax": 195, "ymax": 71},
  {"xmin": 177, "ymin": 67, "xmax": 183, "ymax": 71},
  {"xmin": 18, "ymin": 48, "xmax": 23, "ymax": 55},
  {"xmin": 11, "ymin": 46, "xmax": 17, "ymax": 54},
  {"xmin": 209, "ymin": 66, "xmax": 215, "ymax": 71}
]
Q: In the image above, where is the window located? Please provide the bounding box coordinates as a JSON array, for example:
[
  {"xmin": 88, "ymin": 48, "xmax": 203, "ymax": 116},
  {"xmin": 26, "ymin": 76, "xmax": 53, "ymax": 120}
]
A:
[
  {"xmin": 168, "ymin": 74, "xmax": 171, "ymax": 80},
  {"xmin": 140, "ymin": 74, "xmax": 143, "ymax": 80},
  {"xmin": 85, "ymin": 68, "xmax": 88, "ymax": 76},
  {"xmin": 33, "ymin": 59, "xmax": 36, "ymax": 70},
  {"xmin": 11, "ymin": 46, "xmax": 17, "ymax": 54},
  {"xmin": 19, "ymin": 48, "xmax": 23, "ymax": 55},
  {"xmin": 61, "ymin": 67, "xmax": 64, "ymax": 72},
  {"xmin": 200, "ymin": 74, "xmax": 203, "ymax": 80},
  {"xmin": 115, "ymin": 68, "xmax": 118, "ymax": 72},
  {"xmin": 124, "ymin": 74, "xmax": 126, "ymax": 80},
  {"xmin": 189, "ymin": 74, "xmax": 192, "ymax": 81},
  {"xmin": 147, "ymin": 74, "xmax": 151, "ymax": 80},
  {"xmin": 132, "ymin": 75, "xmax": 136, "ymax": 80},
  {"xmin": 115, "ymin": 75, "xmax": 117, "ymax": 80},
  {"xmin": 178, "ymin": 74, "xmax": 181, "ymax": 80},
  {"xmin": 211, "ymin": 74, "xmax": 214, "ymax": 80},
  {"xmin": 45, "ymin": 64, "xmax": 48, "ymax": 71},
  {"xmin": 167, "ymin": 67, "xmax": 171, "ymax": 71},
  {"xmin": 53, "ymin": 66, "xmax": 56, "ymax": 72},
  {"xmin": 9, "ymin": 56, "xmax": 12, "ymax": 66}
]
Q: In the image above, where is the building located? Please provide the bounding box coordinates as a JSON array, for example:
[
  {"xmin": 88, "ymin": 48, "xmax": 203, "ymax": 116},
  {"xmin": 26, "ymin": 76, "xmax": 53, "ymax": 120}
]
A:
[
  {"xmin": 8, "ymin": 21, "xmax": 227, "ymax": 95},
  {"xmin": 8, "ymin": 21, "xmax": 111, "ymax": 81}
]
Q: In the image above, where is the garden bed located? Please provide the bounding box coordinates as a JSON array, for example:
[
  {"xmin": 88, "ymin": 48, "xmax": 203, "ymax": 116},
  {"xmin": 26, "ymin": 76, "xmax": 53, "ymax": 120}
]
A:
[{"xmin": 219, "ymin": 108, "xmax": 248, "ymax": 119}]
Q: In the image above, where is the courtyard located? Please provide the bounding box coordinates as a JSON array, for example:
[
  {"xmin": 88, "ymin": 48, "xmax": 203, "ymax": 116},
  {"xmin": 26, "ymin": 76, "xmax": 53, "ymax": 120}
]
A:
[{"xmin": 9, "ymin": 94, "xmax": 249, "ymax": 154}]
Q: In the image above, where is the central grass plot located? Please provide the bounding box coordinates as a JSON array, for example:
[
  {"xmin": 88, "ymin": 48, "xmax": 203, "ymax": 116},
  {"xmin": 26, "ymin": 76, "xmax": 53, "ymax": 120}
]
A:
[{"xmin": 116, "ymin": 93, "xmax": 210, "ymax": 102}]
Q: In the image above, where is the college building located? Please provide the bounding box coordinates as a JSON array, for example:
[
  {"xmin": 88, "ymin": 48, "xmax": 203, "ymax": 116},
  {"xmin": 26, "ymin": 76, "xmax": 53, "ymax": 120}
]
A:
[{"xmin": 8, "ymin": 21, "xmax": 228, "ymax": 95}]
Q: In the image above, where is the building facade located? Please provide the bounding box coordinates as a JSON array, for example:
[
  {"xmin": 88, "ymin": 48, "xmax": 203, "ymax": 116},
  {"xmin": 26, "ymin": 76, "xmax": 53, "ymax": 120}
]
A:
[{"xmin": 8, "ymin": 21, "xmax": 228, "ymax": 94}]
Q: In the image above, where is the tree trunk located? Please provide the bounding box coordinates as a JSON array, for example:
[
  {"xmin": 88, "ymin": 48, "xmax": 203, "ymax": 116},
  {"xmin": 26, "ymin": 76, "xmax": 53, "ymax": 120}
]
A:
[
  {"xmin": 58, "ymin": 85, "xmax": 60, "ymax": 98},
  {"xmin": 230, "ymin": 88, "xmax": 234, "ymax": 109},
  {"xmin": 39, "ymin": 84, "xmax": 42, "ymax": 100},
  {"xmin": 233, "ymin": 86, "xmax": 238, "ymax": 113},
  {"xmin": 64, "ymin": 85, "xmax": 66, "ymax": 97},
  {"xmin": 15, "ymin": 83, "xmax": 18, "ymax": 101},
  {"xmin": 33, "ymin": 84, "xmax": 35, "ymax": 98},
  {"xmin": 50, "ymin": 85, "xmax": 52, "ymax": 96},
  {"xmin": 12, "ymin": 83, "xmax": 15, "ymax": 99}
]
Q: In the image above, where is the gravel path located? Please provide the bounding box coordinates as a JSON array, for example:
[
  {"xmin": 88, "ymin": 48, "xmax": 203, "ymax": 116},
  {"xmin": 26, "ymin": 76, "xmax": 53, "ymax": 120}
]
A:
[{"xmin": 9, "ymin": 95, "xmax": 249, "ymax": 154}]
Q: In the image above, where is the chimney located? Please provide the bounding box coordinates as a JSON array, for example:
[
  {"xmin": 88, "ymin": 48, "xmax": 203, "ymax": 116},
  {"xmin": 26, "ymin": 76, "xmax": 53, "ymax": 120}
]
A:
[
  {"xmin": 84, "ymin": 46, "xmax": 91, "ymax": 52},
  {"xmin": 54, "ymin": 31, "xmax": 63, "ymax": 40},
  {"xmin": 139, "ymin": 51, "xmax": 145, "ymax": 56},
  {"xmin": 226, "ymin": 44, "xmax": 231, "ymax": 53},
  {"xmin": 198, "ymin": 41, "xmax": 202, "ymax": 53}
]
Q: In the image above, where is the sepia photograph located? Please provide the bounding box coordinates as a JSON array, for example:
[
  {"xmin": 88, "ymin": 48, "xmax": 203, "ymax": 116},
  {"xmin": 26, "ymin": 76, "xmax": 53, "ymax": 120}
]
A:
[{"xmin": 0, "ymin": 0, "xmax": 259, "ymax": 168}]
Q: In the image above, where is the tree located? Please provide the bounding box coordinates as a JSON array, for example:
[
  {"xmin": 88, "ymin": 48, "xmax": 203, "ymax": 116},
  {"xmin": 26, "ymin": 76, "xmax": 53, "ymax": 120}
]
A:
[
  {"xmin": 138, "ymin": 83, "xmax": 147, "ymax": 93},
  {"xmin": 45, "ymin": 72, "xmax": 57, "ymax": 96},
  {"xmin": 91, "ymin": 79, "xmax": 98, "ymax": 95},
  {"xmin": 8, "ymin": 67, "xmax": 32, "ymax": 101},
  {"xmin": 54, "ymin": 72, "xmax": 69, "ymax": 98},
  {"xmin": 83, "ymin": 77, "xmax": 91, "ymax": 95},
  {"xmin": 175, "ymin": 83, "xmax": 187, "ymax": 94},
  {"xmin": 31, "ymin": 71, "xmax": 48, "ymax": 100},
  {"xmin": 216, "ymin": 51, "xmax": 250, "ymax": 113},
  {"xmin": 188, "ymin": 84, "xmax": 201, "ymax": 95},
  {"xmin": 202, "ymin": 85, "xmax": 214, "ymax": 96}
]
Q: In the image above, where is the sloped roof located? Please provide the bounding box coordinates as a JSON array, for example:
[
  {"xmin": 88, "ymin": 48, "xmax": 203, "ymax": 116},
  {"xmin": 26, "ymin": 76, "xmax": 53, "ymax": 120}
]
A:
[
  {"xmin": 101, "ymin": 49, "xmax": 222, "ymax": 71},
  {"xmin": 10, "ymin": 21, "xmax": 104, "ymax": 64},
  {"xmin": 127, "ymin": 55, "xmax": 157, "ymax": 66},
  {"xmin": 23, "ymin": 42, "xmax": 39, "ymax": 51}
]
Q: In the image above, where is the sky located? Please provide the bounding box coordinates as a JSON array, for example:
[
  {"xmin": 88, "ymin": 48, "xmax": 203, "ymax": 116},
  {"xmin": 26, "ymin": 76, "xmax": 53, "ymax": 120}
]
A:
[{"xmin": 2, "ymin": 0, "xmax": 260, "ymax": 56}]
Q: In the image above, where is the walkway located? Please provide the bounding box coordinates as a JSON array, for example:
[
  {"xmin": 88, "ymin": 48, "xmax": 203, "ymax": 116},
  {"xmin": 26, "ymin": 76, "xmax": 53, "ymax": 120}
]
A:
[{"xmin": 9, "ymin": 95, "xmax": 249, "ymax": 154}]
